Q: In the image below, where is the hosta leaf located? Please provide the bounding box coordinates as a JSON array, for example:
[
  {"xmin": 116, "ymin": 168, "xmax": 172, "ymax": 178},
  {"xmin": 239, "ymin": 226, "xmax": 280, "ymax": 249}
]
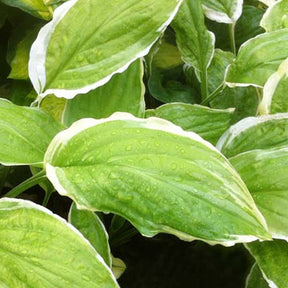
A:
[
  {"xmin": 40, "ymin": 94, "xmax": 66, "ymax": 122},
  {"xmin": 0, "ymin": 0, "xmax": 51, "ymax": 20},
  {"xmin": 63, "ymin": 59, "xmax": 145, "ymax": 127},
  {"xmin": 261, "ymin": 0, "xmax": 288, "ymax": 32},
  {"xmin": 259, "ymin": 58, "xmax": 288, "ymax": 115},
  {"xmin": 44, "ymin": 112, "xmax": 269, "ymax": 246},
  {"xmin": 145, "ymin": 103, "xmax": 234, "ymax": 145},
  {"xmin": 69, "ymin": 203, "xmax": 112, "ymax": 267},
  {"xmin": 225, "ymin": 30, "xmax": 288, "ymax": 87},
  {"xmin": 29, "ymin": 0, "xmax": 183, "ymax": 99},
  {"xmin": 217, "ymin": 113, "xmax": 288, "ymax": 158},
  {"xmin": 172, "ymin": 0, "xmax": 215, "ymax": 75},
  {"xmin": 210, "ymin": 86, "xmax": 259, "ymax": 124},
  {"xmin": 201, "ymin": 0, "xmax": 243, "ymax": 23},
  {"xmin": 0, "ymin": 198, "xmax": 119, "ymax": 288},
  {"xmin": 0, "ymin": 98, "xmax": 63, "ymax": 166},
  {"xmin": 246, "ymin": 240, "xmax": 288, "ymax": 288},
  {"xmin": 230, "ymin": 147, "xmax": 288, "ymax": 240},
  {"xmin": 7, "ymin": 20, "xmax": 42, "ymax": 80},
  {"xmin": 269, "ymin": 76, "xmax": 288, "ymax": 114},
  {"xmin": 148, "ymin": 66, "xmax": 197, "ymax": 104},
  {"xmin": 246, "ymin": 263, "xmax": 270, "ymax": 288},
  {"xmin": 207, "ymin": 49, "xmax": 234, "ymax": 93},
  {"xmin": 235, "ymin": 5, "xmax": 265, "ymax": 48}
]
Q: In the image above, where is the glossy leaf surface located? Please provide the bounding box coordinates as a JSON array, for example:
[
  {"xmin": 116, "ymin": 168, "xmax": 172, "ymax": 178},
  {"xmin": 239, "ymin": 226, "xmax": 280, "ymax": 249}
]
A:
[
  {"xmin": 226, "ymin": 30, "xmax": 288, "ymax": 87},
  {"xmin": 217, "ymin": 114, "xmax": 288, "ymax": 158},
  {"xmin": 63, "ymin": 59, "xmax": 145, "ymax": 126},
  {"xmin": 0, "ymin": 198, "xmax": 119, "ymax": 288},
  {"xmin": 230, "ymin": 147, "xmax": 288, "ymax": 240},
  {"xmin": 29, "ymin": 0, "xmax": 183, "ymax": 98},
  {"xmin": 45, "ymin": 113, "xmax": 269, "ymax": 246},
  {"xmin": 146, "ymin": 103, "xmax": 234, "ymax": 145},
  {"xmin": 246, "ymin": 240, "xmax": 288, "ymax": 288},
  {"xmin": 69, "ymin": 203, "xmax": 112, "ymax": 267},
  {"xmin": 0, "ymin": 98, "xmax": 63, "ymax": 166}
]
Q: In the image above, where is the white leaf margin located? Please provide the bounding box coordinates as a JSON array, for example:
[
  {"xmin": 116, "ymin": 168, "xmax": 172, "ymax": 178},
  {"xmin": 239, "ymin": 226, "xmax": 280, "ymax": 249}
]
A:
[
  {"xmin": 216, "ymin": 113, "xmax": 288, "ymax": 152},
  {"xmin": 202, "ymin": 0, "xmax": 243, "ymax": 24},
  {"xmin": 0, "ymin": 197, "xmax": 119, "ymax": 286},
  {"xmin": 44, "ymin": 112, "xmax": 269, "ymax": 247},
  {"xmin": 245, "ymin": 246, "xmax": 279, "ymax": 288},
  {"xmin": 29, "ymin": 0, "xmax": 184, "ymax": 99}
]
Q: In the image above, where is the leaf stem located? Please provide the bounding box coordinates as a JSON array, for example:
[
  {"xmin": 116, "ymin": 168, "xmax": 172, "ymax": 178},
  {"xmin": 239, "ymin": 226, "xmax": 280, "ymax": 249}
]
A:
[
  {"xmin": 3, "ymin": 170, "xmax": 46, "ymax": 198},
  {"xmin": 200, "ymin": 69, "xmax": 209, "ymax": 101},
  {"xmin": 229, "ymin": 23, "xmax": 236, "ymax": 55},
  {"xmin": 201, "ymin": 83, "xmax": 226, "ymax": 106}
]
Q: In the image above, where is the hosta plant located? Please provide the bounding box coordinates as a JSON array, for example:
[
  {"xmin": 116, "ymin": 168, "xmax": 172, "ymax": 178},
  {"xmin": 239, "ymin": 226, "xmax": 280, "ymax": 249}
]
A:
[{"xmin": 0, "ymin": 0, "xmax": 288, "ymax": 287}]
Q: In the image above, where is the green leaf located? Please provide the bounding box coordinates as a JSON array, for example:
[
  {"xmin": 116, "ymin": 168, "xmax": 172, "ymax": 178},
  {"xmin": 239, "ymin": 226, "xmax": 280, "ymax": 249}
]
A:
[
  {"xmin": 235, "ymin": 5, "xmax": 265, "ymax": 48},
  {"xmin": 246, "ymin": 240, "xmax": 288, "ymax": 288},
  {"xmin": 40, "ymin": 94, "xmax": 66, "ymax": 122},
  {"xmin": 210, "ymin": 86, "xmax": 259, "ymax": 123},
  {"xmin": 0, "ymin": 98, "xmax": 63, "ymax": 166},
  {"xmin": 44, "ymin": 112, "xmax": 269, "ymax": 246},
  {"xmin": 217, "ymin": 113, "xmax": 288, "ymax": 158},
  {"xmin": 261, "ymin": 0, "xmax": 288, "ymax": 32},
  {"xmin": 63, "ymin": 59, "xmax": 145, "ymax": 127},
  {"xmin": 69, "ymin": 203, "xmax": 112, "ymax": 267},
  {"xmin": 29, "ymin": 0, "xmax": 183, "ymax": 99},
  {"xmin": 172, "ymin": 0, "xmax": 214, "ymax": 98},
  {"xmin": 0, "ymin": 198, "xmax": 119, "ymax": 288},
  {"xmin": 259, "ymin": 58, "xmax": 288, "ymax": 115},
  {"xmin": 226, "ymin": 29, "xmax": 288, "ymax": 87},
  {"xmin": 172, "ymin": 0, "xmax": 214, "ymax": 73},
  {"xmin": 7, "ymin": 20, "xmax": 42, "ymax": 80},
  {"xmin": 207, "ymin": 49, "xmax": 234, "ymax": 93},
  {"xmin": 230, "ymin": 147, "xmax": 288, "ymax": 240},
  {"xmin": 148, "ymin": 66, "xmax": 197, "ymax": 104},
  {"xmin": 111, "ymin": 256, "xmax": 126, "ymax": 280},
  {"xmin": 269, "ymin": 76, "xmax": 288, "ymax": 114},
  {"xmin": 201, "ymin": 0, "xmax": 243, "ymax": 23},
  {"xmin": 0, "ymin": 0, "xmax": 51, "ymax": 20},
  {"xmin": 246, "ymin": 263, "xmax": 270, "ymax": 288},
  {"xmin": 145, "ymin": 103, "xmax": 234, "ymax": 145}
]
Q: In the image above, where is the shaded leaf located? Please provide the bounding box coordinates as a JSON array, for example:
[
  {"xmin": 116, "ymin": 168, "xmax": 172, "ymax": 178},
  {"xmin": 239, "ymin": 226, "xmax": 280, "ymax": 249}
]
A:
[
  {"xmin": 7, "ymin": 20, "xmax": 42, "ymax": 80},
  {"xmin": 0, "ymin": 98, "xmax": 63, "ymax": 165},
  {"xmin": 69, "ymin": 203, "xmax": 112, "ymax": 267},
  {"xmin": 45, "ymin": 112, "xmax": 269, "ymax": 246},
  {"xmin": 246, "ymin": 240, "xmax": 288, "ymax": 288},
  {"xmin": 210, "ymin": 86, "xmax": 258, "ymax": 123},
  {"xmin": 145, "ymin": 103, "xmax": 234, "ymax": 145},
  {"xmin": 63, "ymin": 59, "xmax": 145, "ymax": 126},
  {"xmin": 246, "ymin": 263, "xmax": 270, "ymax": 288},
  {"xmin": 0, "ymin": 0, "xmax": 51, "ymax": 20},
  {"xmin": 0, "ymin": 198, "xmax": 119, "ymax": 288}
]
